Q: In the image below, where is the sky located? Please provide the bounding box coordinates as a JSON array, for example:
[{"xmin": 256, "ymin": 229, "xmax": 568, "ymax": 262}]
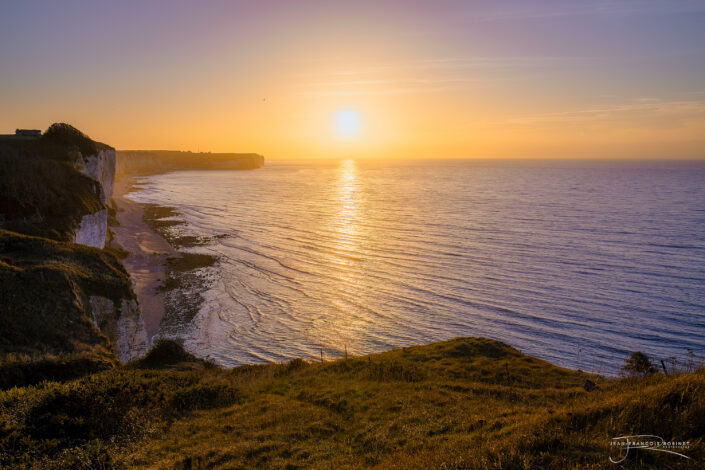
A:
[{"xmin": 1, "ymin": 0, "xmax": 705, "ymax": 159}]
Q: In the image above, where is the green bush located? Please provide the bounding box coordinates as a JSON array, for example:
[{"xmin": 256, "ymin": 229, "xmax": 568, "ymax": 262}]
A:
[
  {"xmin": 131, "ymin": 340, "xmax": 217, "ymax": 370},
  {"xmin": 41, "ymin": 123, "xmax": 98, "ymax": 157},
  {"xmin": 622, "ymin": 351, "xmax": 657, "ymax": 377},
  {"xmin": 0, "ymin": 357, "xmax": 113, "ymax": 389},
  {"xmin": 166, "ymin": 383, "xmax": 243, "ymax": 413},
  {"xmin": 0, "ymin": 369, "xmax": 243, "ymax": 467}
]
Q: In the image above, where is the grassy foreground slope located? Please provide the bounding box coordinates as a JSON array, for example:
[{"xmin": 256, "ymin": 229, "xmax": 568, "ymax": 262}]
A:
[
  {"xmin": 1, "ymin": 338, "xmax": 702, "ymax": 469},
  {"xmin": 0, "ymin": 230, "xmax": 135, "ymax": 387}
]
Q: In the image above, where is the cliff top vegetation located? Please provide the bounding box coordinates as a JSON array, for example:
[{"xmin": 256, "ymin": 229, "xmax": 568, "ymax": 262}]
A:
[
  {"xmin": 41, "ymin": 122, "xmax": 111, "ymax": 157},
  {"xmin": 1, "ymin": 337, "xmax": 702, "ymax": 469},
  {"xmin": 0, "ymin": 123, "xmax": 111, "ymax": 161},
  {"xmin": 0, "ymin": 229, "xmax": 134, "ymax": 388}
]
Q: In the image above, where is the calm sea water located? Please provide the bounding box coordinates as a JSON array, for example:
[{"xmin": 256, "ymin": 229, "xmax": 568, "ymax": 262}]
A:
[{"xmin": 127, "ymin": 159, "xmax": 705, "ymax": 373}]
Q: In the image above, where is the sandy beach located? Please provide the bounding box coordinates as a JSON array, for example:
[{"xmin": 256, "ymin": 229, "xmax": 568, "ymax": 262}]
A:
[{"xmin": 111, "ymin": 176, "xmax": 179, "ymax": 339}]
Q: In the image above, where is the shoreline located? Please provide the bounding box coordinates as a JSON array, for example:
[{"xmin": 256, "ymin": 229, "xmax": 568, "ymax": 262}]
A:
[{"xmin": 111, "ymin": 176, "xmax": 179, "ymax": 340}]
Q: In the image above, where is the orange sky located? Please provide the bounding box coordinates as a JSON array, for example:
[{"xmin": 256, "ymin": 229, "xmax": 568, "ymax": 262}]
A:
[{"xmin": 2, "ymin": 1, "xmax": 705, "ymax": 159}]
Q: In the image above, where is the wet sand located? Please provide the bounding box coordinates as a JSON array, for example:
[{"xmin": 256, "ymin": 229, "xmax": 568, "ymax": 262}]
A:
[{"xmin": 111, "ymin": 177, "xmax": 179, "ymax": 339}]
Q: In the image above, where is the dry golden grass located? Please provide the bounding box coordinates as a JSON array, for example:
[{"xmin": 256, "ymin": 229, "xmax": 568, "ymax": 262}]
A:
[{"xmin": 2, "ymin": 337, "xmax": 702, "ymax": 469}]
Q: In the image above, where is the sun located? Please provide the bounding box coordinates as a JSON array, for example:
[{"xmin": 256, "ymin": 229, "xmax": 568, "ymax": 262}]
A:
[{"xmin": 335, "ymin": 110, "xmax": 361, "ymax": 140}]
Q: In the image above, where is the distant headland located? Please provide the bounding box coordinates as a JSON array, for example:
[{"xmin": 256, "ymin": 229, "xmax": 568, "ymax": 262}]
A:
[{"xmin": 117, "ymin": 149, "xmax": 264, "ymax": 178}]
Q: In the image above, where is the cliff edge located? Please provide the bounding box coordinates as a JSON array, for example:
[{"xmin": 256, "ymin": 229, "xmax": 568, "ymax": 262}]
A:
[
  {"xmin": 0, "ymin": 123, "xmax": 116, "ymax": 249},
  {"xmin": 0, "ymin": 124, "xmax": 147, "ymax": 383}
]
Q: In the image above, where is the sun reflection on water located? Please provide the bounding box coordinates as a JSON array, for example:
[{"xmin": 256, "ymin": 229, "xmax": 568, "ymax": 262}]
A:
[
  {"xmin": 325, "ymin": 158, "xmax": 365, "ymax": 354},
  {"xmin": 332, "ymin": 159, "xmax": 359, "ymax": 253}
]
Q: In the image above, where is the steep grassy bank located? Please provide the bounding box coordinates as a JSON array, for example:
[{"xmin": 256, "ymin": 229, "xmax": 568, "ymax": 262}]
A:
[
  {"xmin": 0, "ymin": 229, "xmax": 135, "ymax": 387},
  {"xmin": 1, "ymin": 338, "xmax": 702, "ymax": 469}
]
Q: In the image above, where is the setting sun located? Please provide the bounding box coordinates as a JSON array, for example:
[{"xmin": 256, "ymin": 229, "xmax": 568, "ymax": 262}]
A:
[{"xmin": 335, "ymin": 110, "xmax": 361, "ymax": 140}]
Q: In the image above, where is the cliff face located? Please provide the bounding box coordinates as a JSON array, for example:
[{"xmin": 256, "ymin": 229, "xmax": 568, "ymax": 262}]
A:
[
  {"xmin": 73, "ymin": 148, "xmax": 116, "ymax": 203},
  {"xmin": 116, "ymin": 150, "xmax": 264, "ymax": 179},
  {"xmin": 89, "ymin": 296, "xmax": 148, "ymax": 362},
  {"xmin": 0, "ymin": 125, "xmax": 115, "ymax": 249},
  {"xmin": 68, "ymin": 147, "xmax": 115, "ymax": 248},
  {"xmin": 73, "ymin": 209, "xmax": 108, "ymax": 249},
  {"xmin": 0, "ymin": 145, "xmax": 102, "ymax": 242},
  {"xmin": 0, "ymin": 124, "xmax": 145, "ymax": 381}
]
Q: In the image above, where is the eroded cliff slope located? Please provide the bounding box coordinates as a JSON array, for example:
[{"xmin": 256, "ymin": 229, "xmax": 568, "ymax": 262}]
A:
[{"xmin": 0, "ymin": 124, "xmax": 147, "ymax": 385}]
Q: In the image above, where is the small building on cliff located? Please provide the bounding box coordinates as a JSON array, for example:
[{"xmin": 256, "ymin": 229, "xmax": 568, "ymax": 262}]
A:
[{"xmin": 15, "ymin": 129, "xmax": 41, "ymax": 137}]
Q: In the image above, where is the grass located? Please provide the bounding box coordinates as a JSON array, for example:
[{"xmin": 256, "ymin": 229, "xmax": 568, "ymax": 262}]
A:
[
  {"xmin": 131, "ymin": 339, "xmax": 217, "ymax": 371},
  {"xmin": 1, "ymin": 337, "xmax": 702, "ymax": 469},
  {"xmin": 0, "ymin": 229, "xmax": 135, "ymax": 387}
]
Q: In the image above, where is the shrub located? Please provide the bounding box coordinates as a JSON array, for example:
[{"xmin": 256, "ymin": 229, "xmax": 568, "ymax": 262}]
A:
[
  {"xmin": 166, "ymin": 382, "xmax": 243, "ymax": 414},
  {"xmin": 0, "ymin": 356, "xmax": 114, "ymax": 389},
  {"xmin": 274, "ymin": 358, "xmax": 308, "ymax": 377},
  {"xmin": 131, "ymin": 339, "xmax": 217, "ymax": 370},
  {"xmin": 41, "ymin": 123, "xmax": 98, "ymax": 157},
  {"xmin": 622, "ymin": 352, "xmax": 657, "ymax": 377},
  {"xmin": 1, "ymin": 370, "xmax": 242, "ymax": 452}
]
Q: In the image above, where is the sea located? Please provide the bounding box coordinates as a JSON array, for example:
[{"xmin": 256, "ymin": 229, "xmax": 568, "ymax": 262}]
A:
[{"xmin": 126, "ymin": 159, "xmax": 705, "ymax": 374}]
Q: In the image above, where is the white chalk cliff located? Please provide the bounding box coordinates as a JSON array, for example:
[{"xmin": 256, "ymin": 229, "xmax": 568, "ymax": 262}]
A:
[
  {"xmin": 74, "ymin": 147, "xmax": 151, "ymax": 361},
  {"xmin": 89, "ymin": 296, "xmax": 149, "ymax": 362},
  {"xmin": 73, "ymin": 148, "xmax": 116, "ymax": 202},
  {"xmin": 70, "ymin": 148, "xmax": 116, "ymax": 248}
]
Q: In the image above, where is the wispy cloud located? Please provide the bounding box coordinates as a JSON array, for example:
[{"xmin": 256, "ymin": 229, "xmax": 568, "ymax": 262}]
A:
[
  {"xmin": 302, "ymin": 77, "xmax": 479, "ymax": 96},
  {"xmin": 506, "ymin": 97, "xmax": 705, "ymax": 128},
  {"xmin": 470, "ymin": 0, "xmax": 705, "ymax": 23},
  {"xmin": 296, "ymin": 56, "xmax": 585, "ymax": 96},
  {"xmin": 296, "ymin": 56, "xmax": 586, "ymax": 77}
]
